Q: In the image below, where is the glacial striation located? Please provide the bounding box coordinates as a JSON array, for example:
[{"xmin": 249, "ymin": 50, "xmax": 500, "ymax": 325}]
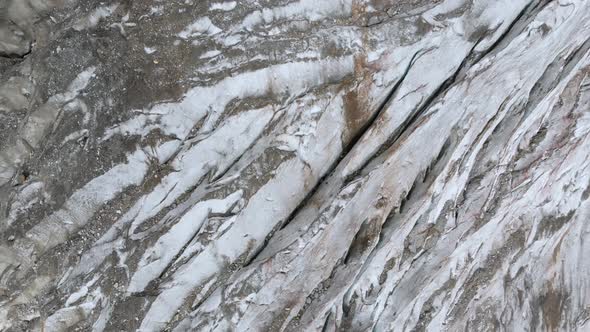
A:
[{"xmin": 0, "ymin": 0, "xmax": 589, "ymax": 331}]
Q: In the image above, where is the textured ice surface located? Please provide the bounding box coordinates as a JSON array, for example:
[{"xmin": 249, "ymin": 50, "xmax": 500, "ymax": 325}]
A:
[{"xmin": 1, "ymin": 0, "xmax": 590, "ymax": 331}]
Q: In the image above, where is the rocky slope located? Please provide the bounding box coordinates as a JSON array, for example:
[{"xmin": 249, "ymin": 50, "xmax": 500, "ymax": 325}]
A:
[{"xmin": 1, "ymin": 0, "xmax": 589, "ymax": 331}]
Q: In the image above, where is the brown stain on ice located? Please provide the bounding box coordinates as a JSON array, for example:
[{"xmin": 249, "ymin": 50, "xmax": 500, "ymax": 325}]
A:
[
  {"xmin": 343, "ymin": 89, "xmax": 365, "ymax": 141},
  {"xmin": 351, "ymin": 0, "xmax": 367, "ymax": 24},
  {"xmin": 341, "ymin": 53, "xmax": 375, "ymax": 144},
  {"xmin": 539, "ymin": 285, "xmax": 568, "ymax": 332}
]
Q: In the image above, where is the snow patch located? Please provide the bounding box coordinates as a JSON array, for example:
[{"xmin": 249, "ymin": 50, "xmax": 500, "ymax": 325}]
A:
[
  {"xmin": 178, "ymin": 17, "xmax": 222, "ymax": 39},
  {"xmin": 210, "ymin": 1, "xmax": 237, "ymax": 11}
]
